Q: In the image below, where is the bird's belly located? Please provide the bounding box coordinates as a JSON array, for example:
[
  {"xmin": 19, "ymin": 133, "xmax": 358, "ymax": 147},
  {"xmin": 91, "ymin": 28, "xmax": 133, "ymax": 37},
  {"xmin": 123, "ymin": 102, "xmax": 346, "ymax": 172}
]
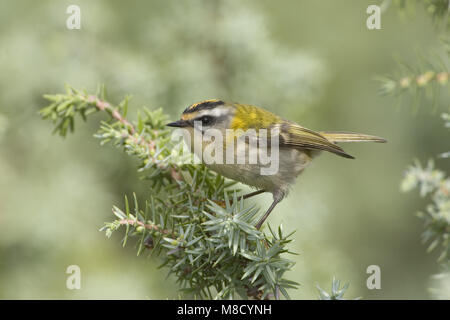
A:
[
  {"xmin": 207, "ymin": 163, "xmax": 275, "ymax": 190},
  {"xmin": 207, "ymin": 148, "xmax": 314, "ymax": 195}
]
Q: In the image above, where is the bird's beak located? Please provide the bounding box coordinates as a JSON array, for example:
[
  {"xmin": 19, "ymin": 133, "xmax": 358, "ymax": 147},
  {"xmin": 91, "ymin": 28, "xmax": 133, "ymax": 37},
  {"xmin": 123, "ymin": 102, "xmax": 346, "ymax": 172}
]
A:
[{"xmin": 166, "ymin": 120, "xmax": 189, "ymax": 128}]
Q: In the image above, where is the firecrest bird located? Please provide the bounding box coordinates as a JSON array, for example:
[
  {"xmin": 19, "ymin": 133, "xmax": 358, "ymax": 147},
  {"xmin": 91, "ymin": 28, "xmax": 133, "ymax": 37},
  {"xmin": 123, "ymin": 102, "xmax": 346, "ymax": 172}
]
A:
[{"xmin": 167, "ymin": 100, "xmax": 386, "ymax": 229}]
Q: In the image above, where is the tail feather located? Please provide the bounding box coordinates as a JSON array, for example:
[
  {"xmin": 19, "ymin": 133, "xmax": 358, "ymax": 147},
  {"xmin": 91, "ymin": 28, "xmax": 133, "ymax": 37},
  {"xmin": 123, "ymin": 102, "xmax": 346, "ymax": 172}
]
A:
[{"xmin": 320, "ymin": 131, "xmax": 387, "ymax": 143}]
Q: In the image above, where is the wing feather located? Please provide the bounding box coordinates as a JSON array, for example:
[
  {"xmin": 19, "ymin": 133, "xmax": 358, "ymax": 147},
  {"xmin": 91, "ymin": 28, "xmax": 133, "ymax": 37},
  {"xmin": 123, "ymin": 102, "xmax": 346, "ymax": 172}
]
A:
[
  {"xmin": 230, "ymin": 104, "xmax": 354, "ymax": 159},
  {"xmin": 279, "ymin": 123, "xmax": 354, "ymax": 159}
]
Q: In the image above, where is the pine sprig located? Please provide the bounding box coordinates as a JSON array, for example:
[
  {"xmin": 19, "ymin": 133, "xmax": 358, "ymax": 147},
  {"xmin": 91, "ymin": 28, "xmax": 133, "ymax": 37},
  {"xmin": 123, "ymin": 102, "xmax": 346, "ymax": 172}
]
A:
[
  {"xmin": 316, "ymin": 277, "xmax": 354, "ymax": 300},
  {"xmin": 377, "ymin": 58, "xmax": 450, "ymax": 111},
  {"xmin": 401, "ymin": 160, "xmax": 450, "ymax": 263},
  {"xmin": 40, "ymin": 85, "xmax": 298, "ymax": 299},
  {"xmin": 379, "ymin": 0, "xmax": 450, "ymax": 110},
  {"xmin": 379, "ymin": 71, "xmax": 449, "ymax": 96}
]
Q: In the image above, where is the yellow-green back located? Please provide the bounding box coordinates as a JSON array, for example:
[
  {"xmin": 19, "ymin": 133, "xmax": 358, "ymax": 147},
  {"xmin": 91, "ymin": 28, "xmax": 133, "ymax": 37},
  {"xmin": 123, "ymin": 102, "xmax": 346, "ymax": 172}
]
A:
[{"xmin": 231, "ymin": 103, "xmax": 281, "ymax": 131}]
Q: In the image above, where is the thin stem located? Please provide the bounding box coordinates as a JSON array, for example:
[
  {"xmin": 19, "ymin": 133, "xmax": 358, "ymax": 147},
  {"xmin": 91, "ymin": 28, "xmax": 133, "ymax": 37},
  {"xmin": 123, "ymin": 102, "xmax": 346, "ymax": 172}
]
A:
[{"xmin": 119, "ymin": 218, "xmax": 171, "ymax": 235}]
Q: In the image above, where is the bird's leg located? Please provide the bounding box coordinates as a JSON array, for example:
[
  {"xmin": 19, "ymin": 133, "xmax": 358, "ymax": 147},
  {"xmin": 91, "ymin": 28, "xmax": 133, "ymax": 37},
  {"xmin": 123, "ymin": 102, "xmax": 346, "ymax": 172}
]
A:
[
  {"xmin": 242, "ymin": 189, "xmax": 266, "ymax": 200},
  {"xmin": 255, "ymin": 198, "xmax": 280, "ymax": 230}
]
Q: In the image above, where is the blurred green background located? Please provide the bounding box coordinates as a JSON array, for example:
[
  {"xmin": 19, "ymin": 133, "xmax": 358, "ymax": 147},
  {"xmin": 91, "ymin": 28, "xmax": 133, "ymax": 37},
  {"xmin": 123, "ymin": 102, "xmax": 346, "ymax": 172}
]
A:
[{"xmin": 0, "ymin": 0, "xmax": 448, "ymax": 299}]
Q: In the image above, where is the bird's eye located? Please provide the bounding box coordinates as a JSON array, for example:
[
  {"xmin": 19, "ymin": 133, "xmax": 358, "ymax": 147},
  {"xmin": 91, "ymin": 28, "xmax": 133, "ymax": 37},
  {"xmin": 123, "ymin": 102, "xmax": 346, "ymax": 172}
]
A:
[{"xmin": 199, "ymin": 116, "xmax": 214, "ymax": 126}]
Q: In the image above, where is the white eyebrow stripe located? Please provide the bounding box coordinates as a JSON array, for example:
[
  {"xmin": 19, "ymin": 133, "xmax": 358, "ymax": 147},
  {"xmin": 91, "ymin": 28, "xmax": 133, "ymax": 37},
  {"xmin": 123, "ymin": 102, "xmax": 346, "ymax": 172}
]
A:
[{"xmin": 197, "ymin": 106, "xmax": 229, "ymax": 118}]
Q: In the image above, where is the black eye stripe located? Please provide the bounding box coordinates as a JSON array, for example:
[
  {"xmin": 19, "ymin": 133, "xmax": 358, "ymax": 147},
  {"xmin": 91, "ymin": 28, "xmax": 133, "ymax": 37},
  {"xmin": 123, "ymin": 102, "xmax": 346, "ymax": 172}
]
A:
[{"xmin": 194, "ymin": 115, "xmax": 215, "ymax": 126}]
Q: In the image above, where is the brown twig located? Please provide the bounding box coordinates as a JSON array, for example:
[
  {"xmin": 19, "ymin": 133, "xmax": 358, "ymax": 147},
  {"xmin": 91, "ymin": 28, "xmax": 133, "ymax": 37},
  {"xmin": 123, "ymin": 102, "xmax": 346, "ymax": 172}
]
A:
[
  {"xmin": 87, "ymin": 94, "xmax": 136, "ymax": 134},
  {"xmin": 118, "ymin": 218, "xmax": 171, "ymax": 235},
  {"xmin": 80, "ymin": 93, "xmax": 185, "ymax": 182}
]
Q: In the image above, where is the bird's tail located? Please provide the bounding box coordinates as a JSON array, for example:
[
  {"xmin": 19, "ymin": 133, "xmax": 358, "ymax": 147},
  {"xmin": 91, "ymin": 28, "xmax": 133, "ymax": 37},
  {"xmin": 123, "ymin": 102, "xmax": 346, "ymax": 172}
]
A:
[{"xmin": 320, "ymin": 131, "xmax": 387, "ymax": 143}]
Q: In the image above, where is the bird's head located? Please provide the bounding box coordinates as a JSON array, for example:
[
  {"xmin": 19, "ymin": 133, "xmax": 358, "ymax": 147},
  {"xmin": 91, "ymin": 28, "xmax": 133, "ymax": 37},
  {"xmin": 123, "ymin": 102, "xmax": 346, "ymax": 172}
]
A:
[{"xmin": 166, "ymin": 99, "xmax": 234, "ymax": 133}]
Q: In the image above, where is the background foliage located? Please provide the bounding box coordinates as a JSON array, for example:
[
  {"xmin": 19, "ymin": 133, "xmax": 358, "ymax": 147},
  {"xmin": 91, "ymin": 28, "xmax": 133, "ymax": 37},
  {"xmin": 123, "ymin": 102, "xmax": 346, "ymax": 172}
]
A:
[
  {"xmin": 385, "ymin": 0, "xmax": 450, "ymax": 299},
  {"xmin": 0, "ymin": 0, "xmax": 449, "ymax": 299}
]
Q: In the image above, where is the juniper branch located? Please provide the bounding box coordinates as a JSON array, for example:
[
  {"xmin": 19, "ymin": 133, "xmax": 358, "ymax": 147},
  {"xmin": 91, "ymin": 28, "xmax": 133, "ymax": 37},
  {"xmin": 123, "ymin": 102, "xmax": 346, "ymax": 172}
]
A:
[
  {"xmin": 316, "ymin": 277, "xmax": 356, "ymax": 300},
  {"xmin": 40, "ymin": 85, "xmax": 298, "ymax": 300}
]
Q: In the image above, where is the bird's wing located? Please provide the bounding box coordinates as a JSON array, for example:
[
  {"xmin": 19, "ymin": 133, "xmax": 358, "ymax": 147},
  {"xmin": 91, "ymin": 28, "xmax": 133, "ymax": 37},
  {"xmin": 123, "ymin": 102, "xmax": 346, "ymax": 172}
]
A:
[
  {"xmin": 231, "ymin": 104, "xmax": 354, "ymax": 159},
  {"xmin": 278, "ymin": 123, "xmax": 354, "ymax": 159}
]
